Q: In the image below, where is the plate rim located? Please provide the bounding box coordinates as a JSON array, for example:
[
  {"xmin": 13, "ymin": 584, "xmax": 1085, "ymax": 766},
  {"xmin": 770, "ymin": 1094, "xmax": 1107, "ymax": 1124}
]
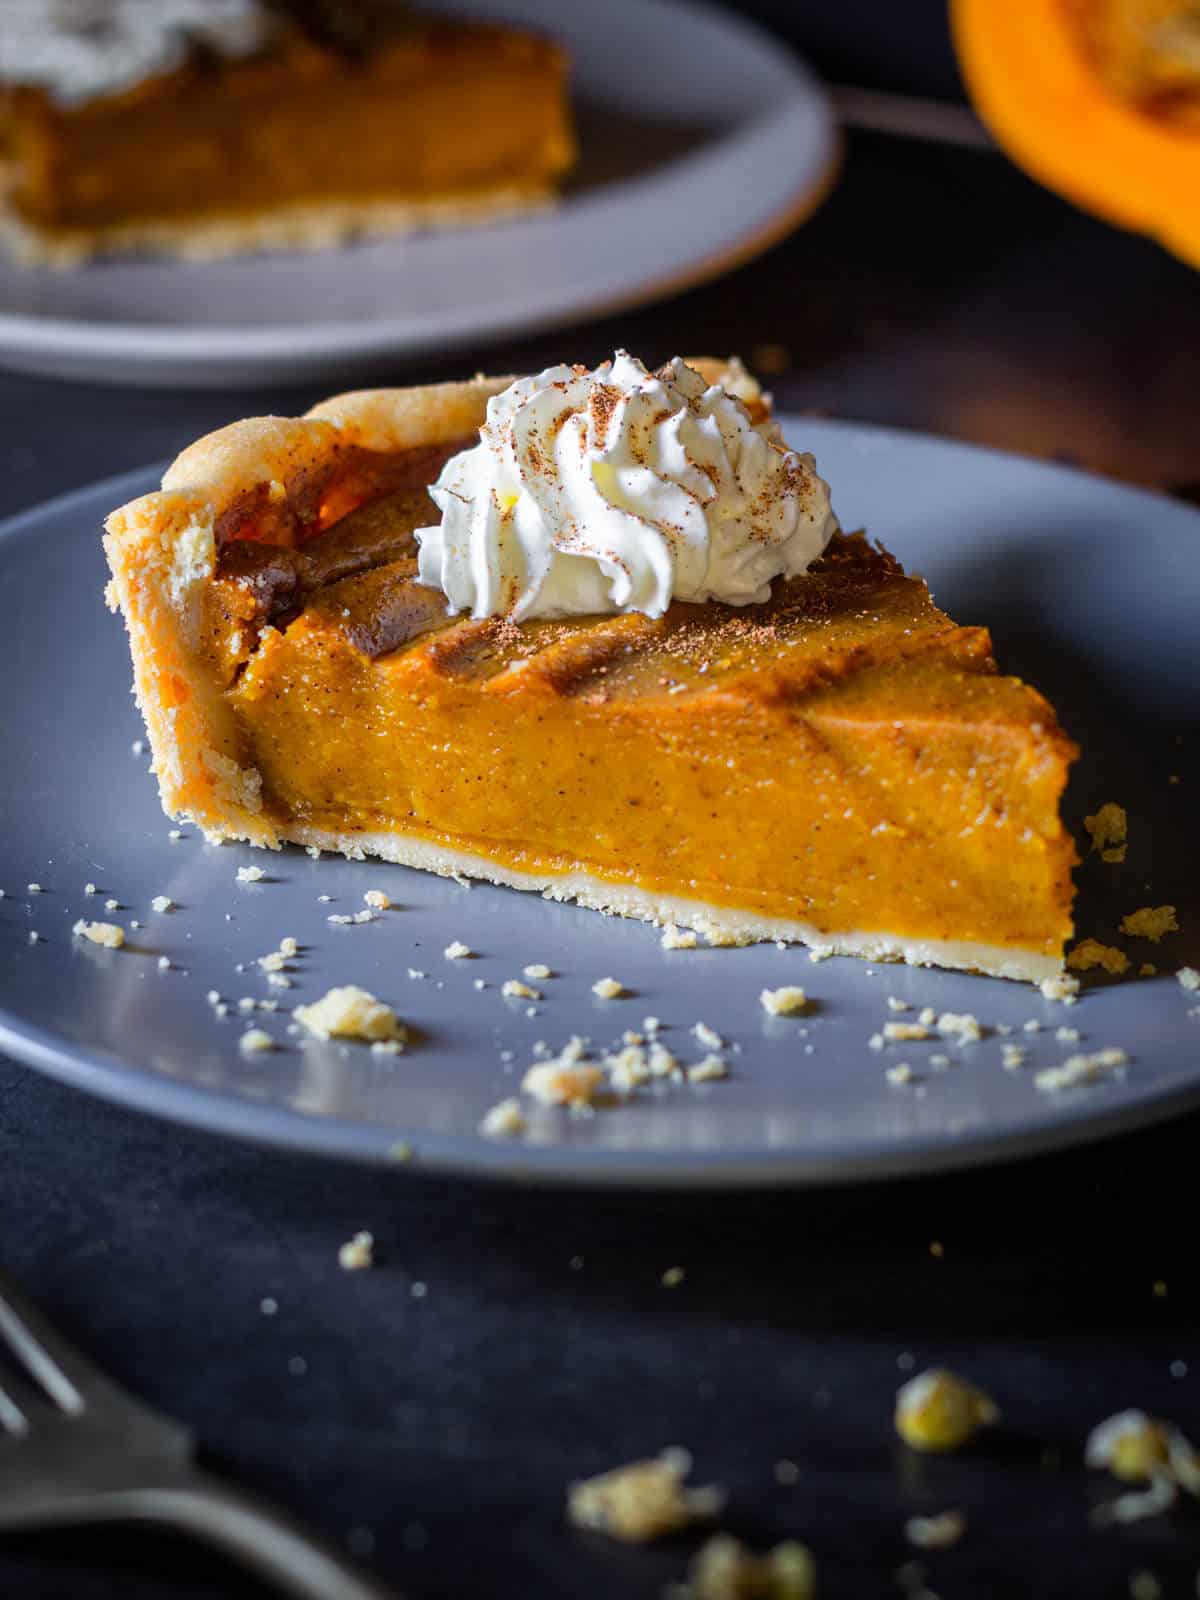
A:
[
  {"xmin": 5, "ymin": 996, "xmax": 1200, "ymax": 1188},
  {"xmin": 2, "ymin": 419, "xmax": 1199, "ymax": 1187}
]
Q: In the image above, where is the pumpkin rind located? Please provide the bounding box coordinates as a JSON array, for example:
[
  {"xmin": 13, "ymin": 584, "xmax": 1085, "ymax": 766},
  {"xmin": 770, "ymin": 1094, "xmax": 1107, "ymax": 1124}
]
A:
[{"xmin": 952, "ymin": 0, "xmax": 1200, "ymax": 268}]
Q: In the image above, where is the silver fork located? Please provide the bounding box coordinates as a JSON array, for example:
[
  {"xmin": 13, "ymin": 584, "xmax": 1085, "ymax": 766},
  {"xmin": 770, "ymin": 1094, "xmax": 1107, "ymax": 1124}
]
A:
[{"xmin": 0, "ymin": 1271, "xmax": 395, "ymax": 1599}]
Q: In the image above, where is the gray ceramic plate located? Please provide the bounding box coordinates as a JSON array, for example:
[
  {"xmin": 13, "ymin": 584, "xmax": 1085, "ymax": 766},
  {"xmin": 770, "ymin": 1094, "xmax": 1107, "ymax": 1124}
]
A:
[
  {"xmin": 1, "ymin": 419, "xmax": 1197, "ymax": 1185},
  {"xmin": 0, "ymin": 0, "xmax": 837, "ymax": 388}
]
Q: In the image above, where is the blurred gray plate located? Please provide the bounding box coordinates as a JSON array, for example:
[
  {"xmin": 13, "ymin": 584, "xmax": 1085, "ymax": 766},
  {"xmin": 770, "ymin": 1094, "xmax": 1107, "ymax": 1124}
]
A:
[
  {"xmin": 1, "ymin": 419, "xmax": 1198, "ymax": 1185},
  {"xmin": 0, "ymin": 0, "xmax": 837, "ymax": 388}
]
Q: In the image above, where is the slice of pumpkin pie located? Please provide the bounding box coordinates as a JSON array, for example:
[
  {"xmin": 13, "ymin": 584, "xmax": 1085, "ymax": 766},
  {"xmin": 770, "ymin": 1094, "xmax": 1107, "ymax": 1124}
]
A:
[
  {"xmin": 103, "ymin": 354, "xmax": 1077, "ymax": 981},
  {"xmin": 0, "ymin": 0, "xmax": 574, "ymax": 264}
]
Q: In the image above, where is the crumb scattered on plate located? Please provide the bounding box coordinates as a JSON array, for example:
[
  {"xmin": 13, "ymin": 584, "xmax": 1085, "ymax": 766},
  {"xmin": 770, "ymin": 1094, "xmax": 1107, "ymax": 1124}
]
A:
[
  {"xmin": 293, "ymin": 985, "xmax": 405, "ymax": 1044},
  {"xmin": 71, "ymin": 919, "xmax": 124, "ymax": 949}
]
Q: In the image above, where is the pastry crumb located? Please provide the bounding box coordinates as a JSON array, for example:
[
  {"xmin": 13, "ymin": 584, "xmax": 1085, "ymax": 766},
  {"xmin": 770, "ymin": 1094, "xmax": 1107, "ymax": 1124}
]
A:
[
  {"xmin": 522, "ymin": 1059, "xmax": 604, "ymax": 1107},
  {"xmin": 661, "ymin": 924, "xmax": 698, "ymax": 950},
  {"xmin": 479, "ymin": 1098, "xmax": 527, "ymax": 1138},
  {"xmin": 884, "ymin": 1020, "xmax": 929, "ymax": 1042},
  {"xmin": 905, "ymin": 1510, "xmax": 966, "ymax": 1550},
  {"xmin": 895, "ymin": 1368, "xmax": 999, "ymax": 1452},
  {"xmin": 523, "ymin": 963, "xmax": 552, "ymax": 980},
  {"xmin": 238, "ymin": 1028, "xmax": 274, "ymax": 1053},
  {"xmin": 293, "ymin": 985, "xmax": 405, "ymax": 1043},
  {"xmin": 26, "ymin": 883, "xmax": 42, "ymax": 894},
  {"xmin": 1084, "ymin": 1409, "xmax": 1200, "ymax": 1528},
  {"xmin": 692, "ymin": 1021, "xmax": 722, "ymax": 1051},
  {"xmin": 363, "ymin": 889, "xmax": 390, "ymax": 910},
  {"xmin": 150, "ymin": 895, "xmax": 174, "ymax": 913},
  {"xmin": 442, "ymin": 939, "xmax": 471, "ymax": 959},
  {"xmin": 760, "ymin": 985, "xmax": 807, "ymax": 1016},
  {"xmin": 887, "ymin": 996, "xmax": 910, "ymax": 1012},
  {"xmin": 675, "ymin": 1534, "xmax": 815, "ymax": 1600},
  {"xmin": 1055, "ymin": 1026, "xmax": 1080, "ymax": 1042},
  {"xmin": 566, "ymin": 1448, "xmax": 724, "ymax": 1543},
  {"xmin": 1039, "ymin": 973, "xmax": 1081, "ymax": 1002},
  {"xmin": 236, "ymin": 865, "xmax": 266, "ymax": 883},
  {"xmin": 1086, "ymin": 1410, "xmax": 1173, "ymax": 1484},
  {"xmin": 687, "ymin": 1055, "xmax": 727, "ymax": 1083},
  {"xmin": 338, "ymin": 1231, "xmax": 374, "ymax": 1271},
  {"xmin": 1178, "ymin": 967, "xmax": 1200, "ymax": 991},
  {"xmin": 1034, "ymin": 1047, "xmax": 1128, "ymax": 1092},
  {"xmin": 592, "ymin": 977, "xmax": 625, "ymax": 999},
  {"xmin": 1120, "ymin": 905, "xmax": 1179, "ymax": 943},
  {"xmin": 72, "ymin": 919, "xmax": 124, "ymax": 949},
  {"xmin": 1084, "ymin": 802, "xmax": 1127, "ymax": 859},
  {"xmin": 104, "ymin": 898, "xmax": 120, "ymax": 912},
  {"xmin": 936, "ymin": 1012, "xmax": 983, "ymax": 1043},
  {"xmin": 1001, "ymin": 1044, "xmax": 1027, "ymax": 1070},
  {"xmin": 886, "ymin": 1063, "xmax": 915, "ymax": 1086},
  {"xmin": 83, "ymin": 882, "xmax": 96, "ymax": 896},
  {"xmin": 502, "ymin": 978, "xmax": 540, "ymax": 1001},
  {"xmin": 1068, "ymin": 939, "xmax": 1130, "ymax": 975},
  {"xmin": 370, "ymin": 1039, "xmax": 403, "ymax": 1056}
]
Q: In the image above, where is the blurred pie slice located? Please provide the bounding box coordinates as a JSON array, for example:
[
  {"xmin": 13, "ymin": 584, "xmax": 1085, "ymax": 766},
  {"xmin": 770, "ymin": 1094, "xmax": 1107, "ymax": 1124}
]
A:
[
  {"xmin": 103, "ymin": 361, "xmax": 1078, "ymax": 981},
  {"xmin": 0, "ymin": 1, "xmax": 574, "ymax": 264}
]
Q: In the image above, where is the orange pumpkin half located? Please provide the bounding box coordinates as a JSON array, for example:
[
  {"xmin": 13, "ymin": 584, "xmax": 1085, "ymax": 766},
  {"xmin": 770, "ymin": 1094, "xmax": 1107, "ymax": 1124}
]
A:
[{"xmin": 952, "ymin": 0, "xmax": 1200, "ymax": 268}]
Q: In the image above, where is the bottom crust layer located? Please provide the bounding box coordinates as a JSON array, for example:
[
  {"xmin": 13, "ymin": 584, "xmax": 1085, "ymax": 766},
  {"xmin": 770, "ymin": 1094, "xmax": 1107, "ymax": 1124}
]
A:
[
  {"xmin": 278, "ymin": 821, "xmax": 1064, "ymax": 985},
  {"xmin": 0, "ymin": 184, "xmax": 555, "ymax": 266}
]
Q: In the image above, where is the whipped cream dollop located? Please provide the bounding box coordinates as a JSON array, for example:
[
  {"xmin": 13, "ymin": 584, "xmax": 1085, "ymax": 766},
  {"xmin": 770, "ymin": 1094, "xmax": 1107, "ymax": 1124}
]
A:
[
  {"xmin": 1, "ymin": 1, "xmax": 272, "ymax": 107},
  {"xmin": 415, "ymin": 352, "xmax": 839, "ymax": 622}
]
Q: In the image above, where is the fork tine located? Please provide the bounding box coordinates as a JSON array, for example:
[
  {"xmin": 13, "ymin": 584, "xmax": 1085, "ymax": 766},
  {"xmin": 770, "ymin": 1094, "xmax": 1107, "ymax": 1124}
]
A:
[
  {"xmin": 0, "ymin": 1274, "xmax": 89, "ymax": 1414},
  {"xmin": 0, "ymin": 1382, "xmax": 29, "ymax": 1437}
]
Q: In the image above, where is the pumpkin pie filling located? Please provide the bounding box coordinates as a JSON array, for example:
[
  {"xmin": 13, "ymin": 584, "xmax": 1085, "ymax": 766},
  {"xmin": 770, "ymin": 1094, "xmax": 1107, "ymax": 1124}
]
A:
[
  {"xmin": 104, "ymin": 366, "xmax": 1078, "ymax": 980},
  {"xmin": 201, "ymin": 483, "xmax": 1077, "ymax": 973}
]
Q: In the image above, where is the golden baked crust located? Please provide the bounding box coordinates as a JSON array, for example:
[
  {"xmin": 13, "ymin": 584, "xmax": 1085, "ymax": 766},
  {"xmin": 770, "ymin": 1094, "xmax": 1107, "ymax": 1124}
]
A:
[{"xmin": 105, "ymin": 373, "xmax": 516, "ymax": 842}]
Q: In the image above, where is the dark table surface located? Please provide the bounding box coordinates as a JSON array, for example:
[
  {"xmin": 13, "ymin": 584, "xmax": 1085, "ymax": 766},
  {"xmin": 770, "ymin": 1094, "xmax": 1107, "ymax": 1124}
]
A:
[{"xmin": 2, "ymin": 127, "xmax": 1199, "ymax": 1600}]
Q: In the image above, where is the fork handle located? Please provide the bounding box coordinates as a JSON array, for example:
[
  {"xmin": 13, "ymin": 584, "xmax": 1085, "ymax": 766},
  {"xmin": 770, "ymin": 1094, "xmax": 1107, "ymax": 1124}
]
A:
[{"xmin": 122, "ymin": 1471, "xmax": 397, "ymax": 1600}]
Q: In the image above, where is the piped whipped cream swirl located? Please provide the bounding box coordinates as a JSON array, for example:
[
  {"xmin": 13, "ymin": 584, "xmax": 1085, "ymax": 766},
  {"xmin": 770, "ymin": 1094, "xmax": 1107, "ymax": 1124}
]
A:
[{"xmin": 415, "ymin": 352, "xmax": 839, "ymax": 622}]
